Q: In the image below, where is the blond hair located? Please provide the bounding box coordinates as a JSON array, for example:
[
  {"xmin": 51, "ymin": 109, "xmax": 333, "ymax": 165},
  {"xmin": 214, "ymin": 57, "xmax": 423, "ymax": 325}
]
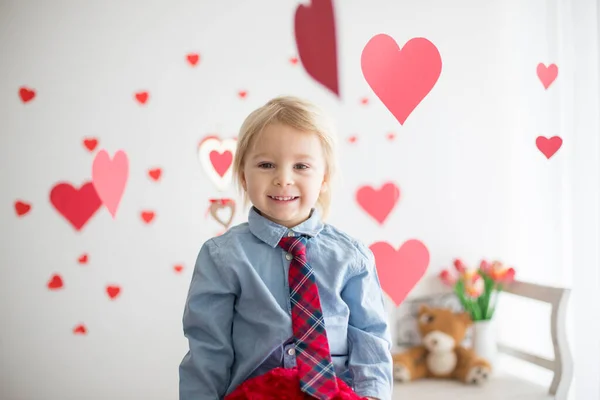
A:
[{"xmin": 232, "ymin": 95, "xmax": 338, "ymax": 220}]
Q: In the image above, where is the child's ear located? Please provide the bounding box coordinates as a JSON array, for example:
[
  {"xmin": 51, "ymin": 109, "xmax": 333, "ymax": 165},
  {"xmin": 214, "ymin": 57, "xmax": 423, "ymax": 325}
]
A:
[
  {"xmin": 320, "ymin": 176, "xmax": 329, "ymax": 193},
  {"xmin": 241, "ymin": 173, "xmax": 247, "ymax": 191}
]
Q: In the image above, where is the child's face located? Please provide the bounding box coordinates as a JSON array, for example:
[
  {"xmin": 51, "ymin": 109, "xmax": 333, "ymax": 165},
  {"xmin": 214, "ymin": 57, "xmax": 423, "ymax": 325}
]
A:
[{"xmin": 242, "ymin": 123, "xmax": 328, "ymax": 228}]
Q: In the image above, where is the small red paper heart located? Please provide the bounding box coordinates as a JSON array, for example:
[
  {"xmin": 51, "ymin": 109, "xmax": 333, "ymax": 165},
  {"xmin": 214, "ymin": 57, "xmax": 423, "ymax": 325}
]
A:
[
  {"xmin": 106, "ymin": 285, "xmax": 121, "ymax": 299},
  {"xmin": 347, "ymin": 136, "xmax": 358, "ymax": 144},
  {"xmin": 78, "ymin": 254, "xmax": 88, "ymax": 264},
  {"xmin": 49, "ymin": 181, "xmax": 102, "ymax": 231},
  {"xmin": 135, "ymin": 91, "xmax": 149, "ymax": 104},
  {"xmin": 148, "ymin": 168, "xmax": 162, "ymax": 181},
  {"xmin": 19, "ymin": 86, "xmax": 36, "ymax": 103},
  {"xmin": 47, "ymin": 274, "xmax": 64, "ymax": 290},
  {"xmin": 536, "ymin": 136, "xmax": 562, "ymax": 159},
  {"xmin": 537, "ymin": 63, "xmax": 558, "ymax": 89},
  {"xmin": 173, "ymin": 265, "xmax": 184, "ymax": 273},
  {"xmin": 83, "ymin": 138, "xmax": 98, "ymax": 151},
  {"xmin": 370, "ymin": 240, "xmax": 430, "ymax": 306},
  {"xmin": 186, "ymin": 53, "xmax": 200, "ymax": 66},
  {"xmin": 73, "ymin": 324, "xmax": 87, "ymax": 335},
  {"xmin": 386, "ymin": 132, "xmax": 396, "ymax": 141},
  {"xmin": 14, "ymin": 200, "xmax": 31, "ymax": 216},
  {"xmin": 356, "ymin": 182, "xmax": 400, "ymax": 224},
  {"xmin": 360, "ymin": 97, "xmax": 369, "ymax": 105},
  {"xmin": 238, "ymin": 90, "xmax": 247, "ymax": 99},
  {"xmin": 289, "ymin": 57, "xmax": 299, "ymax": 65},
  {"xmin": 141, "ymin": 211, "xmax": 155, "ymax": 223}
]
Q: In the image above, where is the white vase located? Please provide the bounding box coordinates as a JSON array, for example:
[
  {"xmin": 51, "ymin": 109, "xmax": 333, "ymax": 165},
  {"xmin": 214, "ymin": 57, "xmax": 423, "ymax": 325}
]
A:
[{"xmin": 471, "ymin": 319, "xmax": 498, "ymax": 367}]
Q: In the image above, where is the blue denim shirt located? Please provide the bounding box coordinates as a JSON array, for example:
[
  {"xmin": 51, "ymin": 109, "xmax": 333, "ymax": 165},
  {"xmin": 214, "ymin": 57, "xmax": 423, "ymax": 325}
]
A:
[{"xmin": 179, "ymin": 207, "xmax": 393, "ymax": 399}]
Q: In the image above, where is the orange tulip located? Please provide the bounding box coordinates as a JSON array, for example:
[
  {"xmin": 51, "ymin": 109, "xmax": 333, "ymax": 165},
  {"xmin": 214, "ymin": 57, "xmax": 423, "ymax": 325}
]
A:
[
  {"xmin": 463, "ymin": 270, "xmax": 484, "ymax": 298},
  {"xmin": 488, "ymin": 260, "xmax": 516, "ymax": 283}
]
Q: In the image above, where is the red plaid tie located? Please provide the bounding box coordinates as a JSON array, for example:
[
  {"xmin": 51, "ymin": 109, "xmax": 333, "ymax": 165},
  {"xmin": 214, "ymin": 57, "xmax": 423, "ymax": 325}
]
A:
[{"xmin": 279, "ymin": 235, "xmax": 339, "ymax": 400}]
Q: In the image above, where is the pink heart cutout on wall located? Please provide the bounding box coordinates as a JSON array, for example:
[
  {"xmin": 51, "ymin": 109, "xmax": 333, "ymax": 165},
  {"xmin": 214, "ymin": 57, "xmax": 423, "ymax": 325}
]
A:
[
  {"xmin": 361, "ymin": 34, "xmax": 442, "ymax": 125},
  {"xmin": 92, "ymin": 150, "xmax": 129, "ymax": 218},
  {"xmin": 537, "ymin": 63, "xmax": 558, "ymax": 89},
  {"xmin": 198, "ymin": 136, "xmax": 237, "ymax": 191},
  {"xmin": 356, "ymin": 182, "xmax": 400, "ymax": 224},
  {"xmin": 536, "ymin": 136, "xmax": 562, "ymax": 159},
  {"xmin": 370, "ymin": 240, "xmax": 430, "ymax": 306}
]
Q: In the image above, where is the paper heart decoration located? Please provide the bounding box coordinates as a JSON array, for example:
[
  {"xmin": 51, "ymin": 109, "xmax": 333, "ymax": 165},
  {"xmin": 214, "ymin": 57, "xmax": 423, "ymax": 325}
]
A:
[
  {"xmin": 78, "ymin": 254, "xmax": 88, "ymax": 264},
  {"xmin": 209, "ymin": 198, "xmax": 236, "ymax": 229},
  {"xmin": 187, "ymin": 53, "xmax": 200, "ymax": 66},
  {"xmin": 14, "ymin": 200, "xmax": 31, "ymax": 216},
  {"xmin": 19, "ymin": 86, "xmax": 36, "ymax": 103},
  {"xmin": 356, "ymin": 182, "xmax": 400, "ymax": 225},
  {"xmin": 173, "ymin": 264, "xmax": 184, "ymax": 273},
  {"xmin": 536, "ymin": 136, "xmax": 562, "ymax": 159},
  {"xmin": 537, "ymin": 63, "xmax": 558, "ymax": 89},
  {"xmin": 361, "ymin": 34, "xmax": 442, "ymax": 125},
  {"xmin": 135, "ymin": 91, "xmax": 149, "ymax": 104},
  {"xmin": 83, "ymin": 138, "xmax": 98, "ymax": 152},
  {"xmin": 198, "ymin": 135, "xmax": 237, "ymax": 191},
  {"xmin": 141, "ymin": 211, "xmax": 155, "ymax": 224},
  {"xmin": 50, "ymin": 181, "xmax": 102, "ymax": 231},
  {"xmin": 370, "ymin": 239, "xmax": 430, "ymax": 306},
  {"xmin": 47, "ymin": 274, "xmax": 64, "ymax": 290},
  {"xmin": 73, "ymin": 324, "xmax": 87, "ymax": 335},
  {"xmin": 92, "ymin": 149, "xmax": 128, "ymax": 218},
  {"xmin": 294, "ymin": 0, "xmax": 339, "ymax": 97},
  {"xmin": 148, "ymin": 168, "xmax": 162, "ymax": 181},
  {"xmin": 106, "ymin": 285, "xmax": 121, "ymax": 300}
]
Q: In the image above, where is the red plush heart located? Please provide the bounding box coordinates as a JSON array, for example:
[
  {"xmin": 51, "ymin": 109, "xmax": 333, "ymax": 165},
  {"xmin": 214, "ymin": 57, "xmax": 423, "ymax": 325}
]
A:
[
  {"xmin": 14, "ymin": 200, "xmax": 32, "ymax": 216},
  {"xmin": 370, "ymin": 240, "xmax": 430, "ymax": 306},
  {"xmin": 106, "ymin": 285, "xmax": 121, "ymax": 299},
  {"xmin": 536, "ymin": 136, "xmax": 562, "ymax": 159},
  {"xmin": 210, "ymin": 150, "xmax": 233, "ymax": 177},
  {"xmin": 135, "ymin": 91, "xmax": 149, "ymax": 104},
  {"xmin": 19, "ymin": 86, "xmax": 36, "ymax": 103},
  {"xmin": 47, "ymin": 274, "xmax": 64, "ymax": 290},
  {"xmin": 361, "ymin": 35, "xmax": 442, "ymax": 125},
  {"xmin": 356, "ymin": 182, "xmax": 400, "ymax": 224},
  {"xmin": 50, "ymin": 182, "xmax": 102, "ymax": 231},
  {"xmin": 294, "ymin": 0, "xmax": 339, "ymax": 96}
]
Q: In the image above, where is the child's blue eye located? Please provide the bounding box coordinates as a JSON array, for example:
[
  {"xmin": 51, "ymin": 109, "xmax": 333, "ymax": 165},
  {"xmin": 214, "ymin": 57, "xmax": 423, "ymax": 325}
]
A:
[{"xmin": 294, "ymin": 164, "xmax": 309, "ymax": 170}]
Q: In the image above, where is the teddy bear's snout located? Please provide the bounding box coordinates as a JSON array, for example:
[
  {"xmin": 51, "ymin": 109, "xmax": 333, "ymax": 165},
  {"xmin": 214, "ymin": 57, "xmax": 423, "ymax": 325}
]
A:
[{"xmin": 423, "ymin": 330, "xmax": 455, "ymax": 353}]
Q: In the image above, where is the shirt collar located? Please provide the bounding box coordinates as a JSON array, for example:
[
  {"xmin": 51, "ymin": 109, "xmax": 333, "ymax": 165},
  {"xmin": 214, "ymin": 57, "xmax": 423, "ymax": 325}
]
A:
[{"xmin": 248, "ymin": 206, "xmax": 324, "ymax": 247}]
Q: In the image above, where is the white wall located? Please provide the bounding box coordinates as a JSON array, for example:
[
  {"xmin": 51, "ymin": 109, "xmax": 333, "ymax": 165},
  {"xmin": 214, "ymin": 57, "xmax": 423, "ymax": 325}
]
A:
[{"xmin": 0, "ymin": 1, "xmax": 596, "ymax": 399}]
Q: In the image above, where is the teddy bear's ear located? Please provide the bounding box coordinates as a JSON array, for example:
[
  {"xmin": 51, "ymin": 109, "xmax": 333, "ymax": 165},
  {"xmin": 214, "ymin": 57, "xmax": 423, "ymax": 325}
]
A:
[
  {"xmin": 418, "ymin": 304, "xmax": 430, "ymax": 314},
  {"xmin": 458, "ymin": 311, "xmax": 473, "ymax": 326}
]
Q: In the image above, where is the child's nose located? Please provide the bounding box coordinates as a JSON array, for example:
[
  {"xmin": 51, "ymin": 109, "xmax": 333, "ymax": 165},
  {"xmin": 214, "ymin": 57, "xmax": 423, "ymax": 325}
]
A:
[{"xmin": 273, "ymin": 171, "xmax": 294, "ymax": 186}]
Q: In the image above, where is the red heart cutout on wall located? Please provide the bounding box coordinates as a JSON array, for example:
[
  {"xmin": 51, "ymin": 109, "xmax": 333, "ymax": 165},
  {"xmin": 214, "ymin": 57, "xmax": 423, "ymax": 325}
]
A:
[
  {"xmin": 173, "ymin": 265, "xmax": 183, "ymax": 273},
  {"xmin": 210, "ymin": 150, "xmax": 233, "ymax": 177},
  {"xmin": 536, "ymin": 136, "xmax": 562, "ymax": 159},
  {"xmin": 83, "ymin": 138, "xmax": 98, "ymax": 152},
  {"xmin": 148, "ymin": 168, "xmax": 162, "ymax": 181},
  {"xmin": 14, "ymin": 200, "xmax": 32, "ymax": 216},
  {"xmin": 361, "ymin": 35, "xmax": 442, "ymax": 125},
  {"xmin": 106, "ymin": 285, "xmax": 121, "ymax": 299},
  {"xmin": 370, "ymin": 240, "xmax": 430, "ymax": 306},
  {"xmin": 537, "ymin": 63, "xmax": 558, "ymax": 89},
  {"xmin": 78, "ymin": 254, "xmax": 88, "ymax": 264},
  {"xmin": 141, "ymin": 211, "xmax": 155, "ymax": 224},
  {"xmin": 135, "ymin": 91, "xmax": 149, "ymax": 104},
  {"xmin": 187, "ymin": 53, "xmax": 200, "ymax": 66},
  {"xmin": 356, "ymin": 182, "xmax": 400, "ymax": 224},
  {"xmin": 73, "ymin": 324, "xmax": 87, "ymax": 335},
  {"xmin": 47, "ymin": 274, "xmax": 64, "ymax": 290},
  {"xmin": 19, "ymin": 86, "xmax": 36, "ymax": 103},
  {"xmin": 50, "ymin": 182, "xmax": 102, "ymax": 231},
  {"xmin": 294, "ymin": 0, "xmax": 339, "ymax": 97}
]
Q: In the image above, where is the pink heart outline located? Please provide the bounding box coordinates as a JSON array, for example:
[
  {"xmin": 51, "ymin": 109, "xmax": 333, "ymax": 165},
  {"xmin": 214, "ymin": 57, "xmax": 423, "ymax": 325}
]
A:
[{"xmin": 92, "ymin": 150, "xmax": 129, "ymax": 218}]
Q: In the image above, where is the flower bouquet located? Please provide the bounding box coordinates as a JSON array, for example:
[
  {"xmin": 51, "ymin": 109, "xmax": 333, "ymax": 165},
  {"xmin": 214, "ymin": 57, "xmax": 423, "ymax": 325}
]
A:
[{"xmin": 439, "ymin": 259, "xmax": 516, "ymax": 321}]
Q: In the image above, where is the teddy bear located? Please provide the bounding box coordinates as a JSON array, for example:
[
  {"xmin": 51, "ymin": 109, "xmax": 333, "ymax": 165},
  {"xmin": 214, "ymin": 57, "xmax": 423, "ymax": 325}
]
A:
[{"xmin": 392, "ymin": 305, "xmax": 491, "ymax": 385}]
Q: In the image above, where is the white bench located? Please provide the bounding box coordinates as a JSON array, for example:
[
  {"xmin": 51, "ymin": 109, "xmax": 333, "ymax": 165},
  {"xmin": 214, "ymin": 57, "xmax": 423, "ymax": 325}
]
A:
[{"xmin": 389, "ymin": 279, "xmax": 573, "ymax": 400}]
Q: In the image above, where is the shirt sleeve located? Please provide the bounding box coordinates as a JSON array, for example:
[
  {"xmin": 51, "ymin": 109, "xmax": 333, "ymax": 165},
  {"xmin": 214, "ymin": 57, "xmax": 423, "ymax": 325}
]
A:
[
  {"xmin": 341, "ymin": 243, "xmax": 394, "ymax": 400},
  {"xmin": 179, "ymin": 239, "xmax": 236, "ymax": 400}
]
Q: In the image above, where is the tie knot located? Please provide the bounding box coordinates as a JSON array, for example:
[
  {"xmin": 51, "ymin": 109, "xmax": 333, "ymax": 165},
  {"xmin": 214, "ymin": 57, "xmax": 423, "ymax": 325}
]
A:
[{"xmin": 278, "ymin": 236, "xmax": 308, "ymax": 258}]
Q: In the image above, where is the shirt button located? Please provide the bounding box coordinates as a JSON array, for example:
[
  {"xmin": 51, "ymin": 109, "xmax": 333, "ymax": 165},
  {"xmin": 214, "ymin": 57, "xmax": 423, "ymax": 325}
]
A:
[
  {"xmin": 287, "ymin": 348, "xmax": 295, "ymax": 356},
  {"xmin": 285, "ymin": 253, "xmax": 293, "ymax": 261},
  {"xmin": 287, "ymin": 231, "xmax": 295, "ymax": 237}
]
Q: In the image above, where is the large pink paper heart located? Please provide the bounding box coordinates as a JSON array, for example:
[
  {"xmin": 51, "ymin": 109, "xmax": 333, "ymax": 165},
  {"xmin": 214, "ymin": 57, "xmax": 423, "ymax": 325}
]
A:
[
  {"xmin": 294, "ymin": 0, "xmax": 339, "ymax": 97},
  {"xmin": 536, "ymin": 63, "xmax": 558, "ymax": 89},
  {"xmin": 92, "ymin": 150, "xmax": 129, "ymax": 218},
  {"xmin": 356, "ymin": 182, "xmax": 400, "ymax": 225},
  {"xmin": 370, "ymin": 240, "xmax": 430, "ymax": 306},
  {"xmin": 361, "ymin": 34, "xmax": 442, "ymax": 125}
]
